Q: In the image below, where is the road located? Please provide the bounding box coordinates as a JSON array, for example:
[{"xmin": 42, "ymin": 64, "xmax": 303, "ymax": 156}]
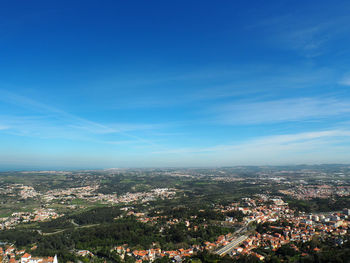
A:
[
  {"xmin": 215, "ymin": 235, "xmax": 249, "ymax": 256},
  {"xmin": 39, "ymin": 223, "xmax": 100, "ymax": 236}
]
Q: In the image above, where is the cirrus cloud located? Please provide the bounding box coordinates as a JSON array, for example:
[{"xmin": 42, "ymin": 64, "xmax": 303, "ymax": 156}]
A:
[{"xmin": 212, "ymin": 97, "xmax": 350, "ymax": 125}]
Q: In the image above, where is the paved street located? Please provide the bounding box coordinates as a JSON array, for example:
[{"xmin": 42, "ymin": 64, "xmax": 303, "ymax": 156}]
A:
[{"xmin": 215, "ymin": 235, "xmax": 249, "ymax": 256}]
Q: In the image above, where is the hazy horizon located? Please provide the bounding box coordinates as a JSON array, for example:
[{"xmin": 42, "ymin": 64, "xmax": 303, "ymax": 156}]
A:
[{"xmin": 1, "ymin": 163, "xmax": 350, "ymax": 173}]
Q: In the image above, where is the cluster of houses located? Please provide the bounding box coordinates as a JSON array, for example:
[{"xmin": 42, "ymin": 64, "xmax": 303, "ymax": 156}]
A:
[
  {"xmin": 1, "ymin": 193, "xmax": 349, "ymax": 262},
  {"xmin": 215, "ymin": 197, "xmax": 350, "ymax": 259},
  {"xmin": 42, "ymin": 185, "xmax": 99, "ymax": 202},
  {"xmin": 2, "ymin": 183, "xmax": 177, "ymax": 207},
  {"xmin": 110, "ymin": 245, "xmax": 196, "ymax": 262},
  {"xmin": 43, "ymin": 185, "xmax": 176, "ymax": 205},
  {"xmin": 89, "ymin": 188, "xmax": 177, "ymax": 204},
  {"xmin": 0, "ymin": 209, "xmax": 61, "ymax": 230},
  {"xmin": 0, "ymin": 247, "xmax": 57, "ymax": 263},
  {"xmin": 279, "ymin": 184, "xmax": 350, "ymax": 200},
  {"xmin": 1, "ymin": 183, "xmax": 177, "ymax": 230},
  {"xmin": 108, "ymin": 230, "xmax": 266, "ymax": 262},
  {"xmin": 111, "ymin": 196, "xmax": 350, "ymax": 262}
]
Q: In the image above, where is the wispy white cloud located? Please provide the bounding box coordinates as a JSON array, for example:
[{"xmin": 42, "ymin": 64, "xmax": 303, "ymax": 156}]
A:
[
  {"xmin": 248, "ymin": 14, "xmax": 350, "ymax": 57},
  {"xmin": 211, "ymin": 97, "xmax": 350, "ymax": 125},
  {"xmin": 91, "ymin": 64, "xmax": 336, "ymax": 110},
  {"xmin": 152, "ymin": 130, "xmax": 350, "ymax": 165},
  {"xmin": 0, "ymin": 89, "xmax": 164, "ymax": 147},
  {"xmin": 154, "ymin": 130, "xmax": 349, "ymax": 154},
  {"xmin": 281, "ymin": 24, "xmax": 330, "ymax": 57},
  {"xmin": 339, "ymin": 75, "xmax": 350, "ymax": 86}
]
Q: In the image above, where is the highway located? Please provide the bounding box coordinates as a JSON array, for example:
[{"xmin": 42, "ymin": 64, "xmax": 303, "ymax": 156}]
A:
[{"xmin": 215, "ymin": 234, "xmax": 249, "ymax": 256}]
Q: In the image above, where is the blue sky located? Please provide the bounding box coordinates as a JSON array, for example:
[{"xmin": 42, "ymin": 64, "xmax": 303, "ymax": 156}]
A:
[{"xmin": 1, "ymin": 0, "xmax": 350, "ymax": 169}]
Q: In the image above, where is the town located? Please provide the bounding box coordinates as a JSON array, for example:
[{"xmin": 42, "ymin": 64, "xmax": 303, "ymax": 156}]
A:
[
  {"xmin": 1, "ymin": 194, "xmax": 349, "ymax": 262},
  {"xmin": 0, "ymin": 183, "xmax": 176, "ymax": 230},
  {"xmin": 0, "ymin": 167, "xmax": 350, "ymax": 262}
]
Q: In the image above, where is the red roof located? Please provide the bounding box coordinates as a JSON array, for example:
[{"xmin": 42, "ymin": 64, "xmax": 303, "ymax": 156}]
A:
[{"xmin": 22, "ymin": 253, "xmax": 31, "ymax": 258}]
